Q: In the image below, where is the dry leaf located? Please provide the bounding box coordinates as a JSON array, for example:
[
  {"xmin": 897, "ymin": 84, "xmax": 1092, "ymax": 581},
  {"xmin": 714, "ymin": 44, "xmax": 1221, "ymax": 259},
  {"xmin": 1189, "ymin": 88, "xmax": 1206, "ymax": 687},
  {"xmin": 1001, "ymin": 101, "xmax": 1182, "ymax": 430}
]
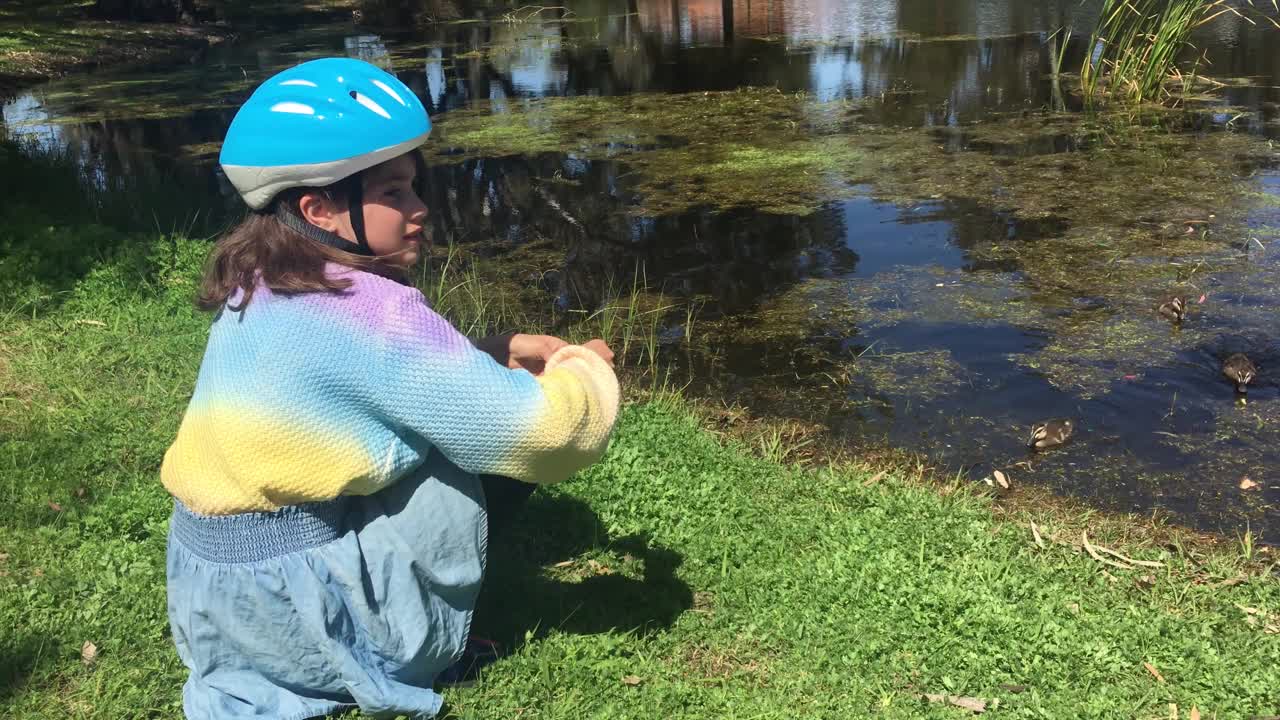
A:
[
  {"xmin": 552, "ymin": 560, "xmax": 574, "ymax": 568},
  {"xmin": 74, "ymin": 487, "xmax": 87, "ymax": 498},
  {"xmin": 993, "ymin": 470, "xmax": 1010, "ymax": 489},
  {"xmin": 1030, "ymin": 522, "xmax": 1046, "ymax": 549},
  {"xmin": 1189, "ymin": 707, "xmax": 1201, "ymax": 720},
  {"xmin": 1144, "ymin": 661, "xmax": 1166, "ymax": 683},
  {"xmin": 621, "ymin": 675, "xmax": 643, "ymax": 686},
  {"xmin": 923, "ymin": 694, "xmax": 987, "ymax": 713},
  {"xmin": 47, "ymin": 501, "xmax": 63, "ymax": 513},
  {"xmin": 1239, "ymin": 477, "xmax": 1259, "ymax": 490},
  {"xmin": 0, "ymin": 553, "xmax": 8, "ymax": 563},
  {"xmin": 998, "ymin": 683, "xmax": 1027, "ymax": 693},
  {"xmin": 81, "ymin": 641, "xmax": 98, "ymax": 666},
  {"xmin": 75, "ymin": 319, "xmax": 106, "ymax": 327},
  {"xmin": 862, "ymin": 470, "xmax": 886, "ymax": 487}
]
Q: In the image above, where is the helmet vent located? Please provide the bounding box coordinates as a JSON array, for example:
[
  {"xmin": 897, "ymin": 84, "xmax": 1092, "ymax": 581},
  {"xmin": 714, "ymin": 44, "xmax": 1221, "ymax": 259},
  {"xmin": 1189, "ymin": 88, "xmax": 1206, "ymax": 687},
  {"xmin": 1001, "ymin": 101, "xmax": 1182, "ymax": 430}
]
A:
[
  {"xmin": 371, "ymin": 78, "xmax": 407, "ymax": 106},
  {"xmin": 270, "ymin": 101, "xmax": 315, "ymax": 116},
  {"xmin": 349, "ymin": 90, "xmax": 391, "ymax": 119}
]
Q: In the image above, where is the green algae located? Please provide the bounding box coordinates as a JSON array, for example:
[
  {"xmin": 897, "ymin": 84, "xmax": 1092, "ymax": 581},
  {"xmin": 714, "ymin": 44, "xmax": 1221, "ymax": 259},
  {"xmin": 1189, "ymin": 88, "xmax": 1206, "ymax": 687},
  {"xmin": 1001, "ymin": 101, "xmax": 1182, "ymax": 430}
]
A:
[
  {"xmin": 425, "ymin": 89, "xmax": 876, "ymax": 215},
  {"xmin": 178, "ymin": 141, "xmax": 222, "ymax": 161},
  {"xmin": 12, "ymin": 67, "xmax": 256, "ymax": 125},
  {"xmin": 1024, "ymin": 316, "xmax": 1205, "ymax": 398},
  {"xmin": 427, "ymin": 86, "xmax": 1279, "ymax": 225},
  {"xmin": 844, "ymin": 348, "xmax": 970, "ymax": 403}
]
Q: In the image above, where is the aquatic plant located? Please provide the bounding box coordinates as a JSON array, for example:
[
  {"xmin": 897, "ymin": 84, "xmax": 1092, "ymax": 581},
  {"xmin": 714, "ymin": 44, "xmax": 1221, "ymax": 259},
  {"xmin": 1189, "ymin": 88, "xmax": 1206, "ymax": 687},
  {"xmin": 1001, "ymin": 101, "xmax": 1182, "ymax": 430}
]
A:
[{"xmin": 1080, "ymin": 0, "xmax": 1280, "ymax": 106}]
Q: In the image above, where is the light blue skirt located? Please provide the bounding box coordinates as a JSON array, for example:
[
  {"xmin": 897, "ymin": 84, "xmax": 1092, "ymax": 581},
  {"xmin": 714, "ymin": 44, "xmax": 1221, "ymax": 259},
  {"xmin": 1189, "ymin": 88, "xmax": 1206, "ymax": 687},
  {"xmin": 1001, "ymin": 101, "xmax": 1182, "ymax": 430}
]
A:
[{"xmin": 167, "ymin": 455, "xmax": 488, "ymax": 720}]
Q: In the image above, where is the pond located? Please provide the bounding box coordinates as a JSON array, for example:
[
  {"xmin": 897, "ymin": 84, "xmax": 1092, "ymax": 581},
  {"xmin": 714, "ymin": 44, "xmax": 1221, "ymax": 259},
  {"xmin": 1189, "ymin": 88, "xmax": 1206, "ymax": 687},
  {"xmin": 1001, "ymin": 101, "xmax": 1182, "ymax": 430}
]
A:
[{"xmin": 4, "ymin": 0, "xmax": 1280, "ymax": 539}]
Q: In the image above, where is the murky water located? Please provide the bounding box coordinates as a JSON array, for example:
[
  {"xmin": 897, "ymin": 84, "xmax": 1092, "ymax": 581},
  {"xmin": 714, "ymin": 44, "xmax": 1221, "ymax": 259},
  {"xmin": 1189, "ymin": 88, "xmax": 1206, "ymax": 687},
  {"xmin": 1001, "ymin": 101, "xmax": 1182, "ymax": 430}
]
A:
[{"xmin": 4, "ymin": 0, "xmax": 1280, "ymax": 538}]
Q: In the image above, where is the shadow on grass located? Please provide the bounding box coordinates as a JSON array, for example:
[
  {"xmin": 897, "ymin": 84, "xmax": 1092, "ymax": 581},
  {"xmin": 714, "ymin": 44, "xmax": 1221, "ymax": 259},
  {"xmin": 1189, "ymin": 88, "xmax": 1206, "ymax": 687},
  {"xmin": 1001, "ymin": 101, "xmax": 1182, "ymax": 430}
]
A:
[
  {"xmin": 472, "ymin": 490, "xmax": 692, "ymax": 646},
  {"xmin": 0, "ymin": 635, "xmax": 42, "ymax": 703}
]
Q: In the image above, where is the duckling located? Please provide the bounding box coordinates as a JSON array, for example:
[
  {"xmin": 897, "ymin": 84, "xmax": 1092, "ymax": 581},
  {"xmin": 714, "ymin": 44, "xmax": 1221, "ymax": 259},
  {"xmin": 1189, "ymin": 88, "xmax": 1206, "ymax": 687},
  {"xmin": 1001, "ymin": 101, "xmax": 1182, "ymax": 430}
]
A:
[
  {"xmin": 1157, "ymin": 295, "xmax": 1186, "ymax": 323},
  {"xmin": 1028, "ymin": 419, "xmax": 1074, "ymax": 450},
  {"xmin": 1222, "ymin": 353, "xmax": 1257, "ymax": 394}
]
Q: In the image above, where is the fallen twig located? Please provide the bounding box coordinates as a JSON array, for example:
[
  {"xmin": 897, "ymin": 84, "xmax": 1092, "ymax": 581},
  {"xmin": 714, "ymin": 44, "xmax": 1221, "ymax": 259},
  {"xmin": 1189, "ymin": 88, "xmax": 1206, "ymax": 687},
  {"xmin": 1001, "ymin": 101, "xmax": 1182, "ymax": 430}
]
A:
[
  {"xmin": 1083, "ymin": 531, "xmax": 1135, "ymax": 570},
  {"xmin": 923, "ymin": 694, "xmax": 991, "ymax": 713},
  {"xmin": 1083, "ymin": 531, "xmax": 1165, "ymax": 569}
]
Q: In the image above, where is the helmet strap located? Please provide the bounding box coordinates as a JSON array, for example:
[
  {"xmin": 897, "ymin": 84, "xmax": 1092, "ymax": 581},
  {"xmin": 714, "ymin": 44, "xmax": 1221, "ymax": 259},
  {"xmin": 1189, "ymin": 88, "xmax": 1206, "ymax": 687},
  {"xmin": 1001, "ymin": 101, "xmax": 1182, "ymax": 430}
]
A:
[
  {"xmin": 274, "ymin": 202, "xmax": 373, "ymax": 257},
  {"xmin": 341, "ymin": 172, "xmax": 373, "ymax": 256}
]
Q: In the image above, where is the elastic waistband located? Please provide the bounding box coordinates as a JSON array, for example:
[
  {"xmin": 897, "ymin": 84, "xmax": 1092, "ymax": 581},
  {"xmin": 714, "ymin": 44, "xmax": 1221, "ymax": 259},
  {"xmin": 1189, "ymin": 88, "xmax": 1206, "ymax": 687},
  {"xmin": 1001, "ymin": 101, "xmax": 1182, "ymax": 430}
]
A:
[{"xmin": 170, "ymin": 498, "xmax": 350, "ymax": 563}]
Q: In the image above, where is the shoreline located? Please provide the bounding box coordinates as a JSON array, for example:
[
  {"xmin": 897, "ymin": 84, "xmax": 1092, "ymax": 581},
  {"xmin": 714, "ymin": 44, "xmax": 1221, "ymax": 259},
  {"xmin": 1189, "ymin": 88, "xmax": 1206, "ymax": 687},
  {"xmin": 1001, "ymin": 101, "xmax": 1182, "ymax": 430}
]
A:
[{"xmin": 0, "ymin": 19, "xmax": 233, "ymax": 101}]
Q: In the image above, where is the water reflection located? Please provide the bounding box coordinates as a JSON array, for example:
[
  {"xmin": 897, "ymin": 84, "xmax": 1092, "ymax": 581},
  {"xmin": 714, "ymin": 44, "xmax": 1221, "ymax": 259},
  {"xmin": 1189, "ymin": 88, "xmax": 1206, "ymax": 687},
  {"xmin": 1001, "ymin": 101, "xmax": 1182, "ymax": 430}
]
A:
[
  {"xmin": 420, "ymin": 153, "xmax": 858, "ymax": 312},
  {"xmin": 396, "ymin": 0, "xmax": 1280, "ymax": 126}
]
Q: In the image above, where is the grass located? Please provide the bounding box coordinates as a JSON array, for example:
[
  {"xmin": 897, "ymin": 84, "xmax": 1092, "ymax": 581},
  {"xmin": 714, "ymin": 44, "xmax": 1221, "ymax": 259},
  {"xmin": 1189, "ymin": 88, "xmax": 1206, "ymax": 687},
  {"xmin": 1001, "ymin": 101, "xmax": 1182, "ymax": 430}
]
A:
[
  {"xmin": 1079, "ymin": 0, "xmax": 1280, "ymax": 107},
  {"xmin": 2, "ymin": 139, "xmax": 1280, "ymax": 719}
]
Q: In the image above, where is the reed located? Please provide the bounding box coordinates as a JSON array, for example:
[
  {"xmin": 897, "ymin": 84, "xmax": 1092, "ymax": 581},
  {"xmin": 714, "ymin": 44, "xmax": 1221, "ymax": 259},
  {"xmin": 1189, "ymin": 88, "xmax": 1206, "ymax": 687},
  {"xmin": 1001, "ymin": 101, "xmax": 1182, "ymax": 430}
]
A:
[
  {"xmin": 1080, "ymin": 0, "xmax": 1279, "ymax": 106},
  {"xmin": 1081, "ymin": 0, "xmax": 1209, "ymax": 105}
]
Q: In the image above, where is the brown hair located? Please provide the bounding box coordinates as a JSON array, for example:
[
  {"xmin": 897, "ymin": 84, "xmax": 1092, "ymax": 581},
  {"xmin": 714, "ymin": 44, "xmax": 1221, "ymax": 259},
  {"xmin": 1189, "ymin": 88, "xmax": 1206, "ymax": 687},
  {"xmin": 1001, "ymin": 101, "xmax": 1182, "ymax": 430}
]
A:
[{"xmin": 197, "ymin": 188, "xmax": 406, "ymax": 312}]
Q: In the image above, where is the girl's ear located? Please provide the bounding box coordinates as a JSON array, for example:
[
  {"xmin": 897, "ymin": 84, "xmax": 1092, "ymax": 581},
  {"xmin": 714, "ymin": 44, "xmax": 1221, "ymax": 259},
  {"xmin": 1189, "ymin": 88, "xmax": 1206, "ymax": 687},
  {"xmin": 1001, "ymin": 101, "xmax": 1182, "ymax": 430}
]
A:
[{"xmin": 297, "ymin": 191, "xmax": 344, "ymax": 233}]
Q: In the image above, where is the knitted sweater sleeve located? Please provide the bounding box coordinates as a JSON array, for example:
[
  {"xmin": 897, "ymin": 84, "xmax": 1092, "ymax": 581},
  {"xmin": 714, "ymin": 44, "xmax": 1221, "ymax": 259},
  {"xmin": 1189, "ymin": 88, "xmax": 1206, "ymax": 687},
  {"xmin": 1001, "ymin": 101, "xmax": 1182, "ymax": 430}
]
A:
[{"xmin": 375, "ymin": 289, "xmax": 620, "ymax": 484}]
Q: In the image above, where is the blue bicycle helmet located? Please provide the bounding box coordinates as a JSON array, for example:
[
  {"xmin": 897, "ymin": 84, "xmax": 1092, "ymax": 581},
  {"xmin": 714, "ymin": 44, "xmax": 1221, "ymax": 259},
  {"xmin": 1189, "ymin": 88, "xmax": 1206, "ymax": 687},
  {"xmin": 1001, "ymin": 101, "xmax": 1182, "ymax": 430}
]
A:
[{"xmin": 220, "ymin": 57, "xmax": 432, "ymax": 255}]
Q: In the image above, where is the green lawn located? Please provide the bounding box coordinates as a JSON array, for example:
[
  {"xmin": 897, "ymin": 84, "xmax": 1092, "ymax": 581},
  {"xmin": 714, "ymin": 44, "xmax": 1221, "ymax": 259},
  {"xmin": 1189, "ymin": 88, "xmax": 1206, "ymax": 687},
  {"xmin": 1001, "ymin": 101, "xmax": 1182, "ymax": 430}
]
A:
[{"xmin": 2, "ymin": 142, "xmax": 1279, "ymax": 718}]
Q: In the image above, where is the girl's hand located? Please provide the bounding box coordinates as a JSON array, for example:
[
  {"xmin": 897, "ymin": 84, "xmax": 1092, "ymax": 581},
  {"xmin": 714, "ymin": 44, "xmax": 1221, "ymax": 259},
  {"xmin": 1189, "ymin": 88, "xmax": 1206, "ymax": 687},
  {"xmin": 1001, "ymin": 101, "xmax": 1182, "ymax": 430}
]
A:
[
  {"xmin": 502, "ymin": 334, "xmax": 568, "ymax": 375},
  {"xmin": 477, "ymin": 334, "xmax": 614, "ymax": 373},
  {"xmin": 582, "ymin": 339, "xmax": 615, "ymax": 368}
]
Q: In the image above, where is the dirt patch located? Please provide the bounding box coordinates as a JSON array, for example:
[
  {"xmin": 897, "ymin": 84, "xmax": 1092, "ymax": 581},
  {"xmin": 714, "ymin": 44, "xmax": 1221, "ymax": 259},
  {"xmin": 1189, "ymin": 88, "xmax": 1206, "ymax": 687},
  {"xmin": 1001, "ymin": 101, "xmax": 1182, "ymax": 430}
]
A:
[{"xmin": 679, "ymin": 642, "xmax": 773, "ymax": 685}]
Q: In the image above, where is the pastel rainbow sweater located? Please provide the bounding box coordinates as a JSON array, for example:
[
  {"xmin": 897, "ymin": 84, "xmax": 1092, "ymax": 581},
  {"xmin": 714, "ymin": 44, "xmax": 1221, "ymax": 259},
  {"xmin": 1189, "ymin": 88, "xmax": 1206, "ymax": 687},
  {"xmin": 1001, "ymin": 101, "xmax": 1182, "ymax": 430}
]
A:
[{"xmin": 161, "ymin": 265, "xmax": 620, "ymax": 516}]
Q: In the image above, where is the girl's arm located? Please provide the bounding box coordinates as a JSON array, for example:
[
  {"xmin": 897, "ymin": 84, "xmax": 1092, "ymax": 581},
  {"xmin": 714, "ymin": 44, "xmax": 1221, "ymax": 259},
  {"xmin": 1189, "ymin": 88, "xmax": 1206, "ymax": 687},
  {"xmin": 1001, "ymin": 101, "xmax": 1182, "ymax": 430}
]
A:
[{"xmin": 375, "ymin": 290, "xmax": 619, "ymax": 485}]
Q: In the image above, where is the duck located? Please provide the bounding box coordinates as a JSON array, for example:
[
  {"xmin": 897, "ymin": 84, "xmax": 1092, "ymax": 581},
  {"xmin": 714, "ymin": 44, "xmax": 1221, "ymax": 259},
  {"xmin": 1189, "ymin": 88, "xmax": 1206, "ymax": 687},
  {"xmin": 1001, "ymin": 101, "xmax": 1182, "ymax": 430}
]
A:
[
  {"xmin": 1157, "ymin": 295, "xmax": 1186, "ymax": 323},
  {"xmin": 1222, "ymin": 353, "xmax": 1256, "ymax": 394},
  {"xmin": 1028, "ymin": 419, "xmax": 1074, "ymax": 450}
]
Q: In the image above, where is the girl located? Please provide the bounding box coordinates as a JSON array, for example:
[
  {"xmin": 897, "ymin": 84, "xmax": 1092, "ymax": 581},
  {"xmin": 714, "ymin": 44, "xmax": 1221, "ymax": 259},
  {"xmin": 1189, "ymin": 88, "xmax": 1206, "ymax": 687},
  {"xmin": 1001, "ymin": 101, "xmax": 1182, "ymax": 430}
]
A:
[{"xmin": 161, "ymin": 57, "xmax": 619, "ymax": 719}]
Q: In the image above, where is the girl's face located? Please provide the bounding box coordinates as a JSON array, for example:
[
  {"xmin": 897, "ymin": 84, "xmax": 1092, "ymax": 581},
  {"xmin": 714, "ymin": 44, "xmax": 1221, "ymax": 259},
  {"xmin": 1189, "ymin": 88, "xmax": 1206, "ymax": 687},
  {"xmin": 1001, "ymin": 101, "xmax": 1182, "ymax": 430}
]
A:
[{"xmin": 337, "ymin": 154, "xmax": 429, "ymax": 268}]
